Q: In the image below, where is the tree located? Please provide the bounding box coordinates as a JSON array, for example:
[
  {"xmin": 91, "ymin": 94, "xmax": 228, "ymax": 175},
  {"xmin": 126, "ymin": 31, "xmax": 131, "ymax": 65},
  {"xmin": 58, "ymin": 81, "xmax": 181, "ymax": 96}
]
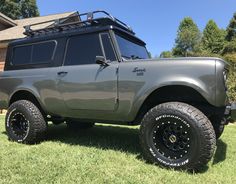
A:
[
  {"xmin": 0, "ymin": 0, "xmax": 39, "ymax": 19},
  {"xmin": 147, "ymin": 51, "xmax": 152, "ymax": 58},
  {"xmin": 201, "ymin": 20, "xmax": 225, "ymax": 54},
  {"xmin": 173, "ymin": 17, "xmax": 201, "ymax": 57},
  {"xmin": 223, "ymin": 38, "xmax": 236, "ymax": 54},
  {"xmin": 226, "ymin": 12, "xmax": 236, "ymax": 41},
  {"xmin": 19, "ymin": 0, "xmax": 39, "ymax": 18},
  {"xmin": 0, "ymin": 0, "xmax": 20, "ymax": 19},
  {"xmin": 160, "ymin": 51, "xmax": 173, "ymax": 58}
]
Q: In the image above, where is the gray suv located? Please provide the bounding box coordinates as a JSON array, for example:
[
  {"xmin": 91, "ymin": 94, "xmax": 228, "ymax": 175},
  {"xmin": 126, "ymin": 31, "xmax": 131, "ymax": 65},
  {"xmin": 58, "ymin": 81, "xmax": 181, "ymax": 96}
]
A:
[{"xmin": 0, "ymin": 11, "xmax": 235, "ymax": 171}]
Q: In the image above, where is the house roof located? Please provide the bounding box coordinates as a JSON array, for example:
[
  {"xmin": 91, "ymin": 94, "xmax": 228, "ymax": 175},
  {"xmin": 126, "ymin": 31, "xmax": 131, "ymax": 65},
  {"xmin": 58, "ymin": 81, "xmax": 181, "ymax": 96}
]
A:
[
  {"xmin": 0, "ymin": 12, "xmax": 17, "ymax": 27},
  {"xmin": 0, "ymin": 12, "xmax": 76, "ymax": 43}
]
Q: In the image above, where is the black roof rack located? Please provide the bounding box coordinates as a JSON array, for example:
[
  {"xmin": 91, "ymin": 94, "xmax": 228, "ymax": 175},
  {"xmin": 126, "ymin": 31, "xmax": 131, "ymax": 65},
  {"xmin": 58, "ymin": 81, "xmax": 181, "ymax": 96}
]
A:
[{"xmin": 23, "ymin": 10, "xmax": 134, "ymax": 37}]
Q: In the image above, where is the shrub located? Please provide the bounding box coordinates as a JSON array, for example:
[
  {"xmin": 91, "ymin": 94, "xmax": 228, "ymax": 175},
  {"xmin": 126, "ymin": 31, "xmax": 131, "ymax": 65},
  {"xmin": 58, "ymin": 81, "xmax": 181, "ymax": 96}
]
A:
[{"xmin": 227, "ymin": 68, "xmax": 236, "ymax": 102}]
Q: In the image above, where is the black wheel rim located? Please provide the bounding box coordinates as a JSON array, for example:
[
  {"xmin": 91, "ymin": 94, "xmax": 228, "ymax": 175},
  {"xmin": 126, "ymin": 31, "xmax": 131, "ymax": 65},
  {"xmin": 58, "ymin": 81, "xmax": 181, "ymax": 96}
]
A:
[
  {"xmin": 152, "ymin": 115, "xmax": 192, "ymax": 160},
  {"xmin": 10, "ymin": 112, "xmax": 29, "ymax": 139}
]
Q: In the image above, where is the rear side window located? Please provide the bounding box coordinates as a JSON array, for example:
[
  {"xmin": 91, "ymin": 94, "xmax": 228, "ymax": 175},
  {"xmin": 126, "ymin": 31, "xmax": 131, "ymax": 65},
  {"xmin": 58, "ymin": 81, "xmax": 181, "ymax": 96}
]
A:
[
  {"xmin": 100, "ymin": 33, "xmax": 116, "ymax": 61},
  {"xmin": 12, "ymin": 41, "xmax": 56, "ymax": 65},
  {"xmin": 32, "ymin": 42, "xmax": 56, "ymax": 64},
  {"xmin": 12, "ymin": 45, "xmax": 32, "ymax": 65},
  {"xmin": 65, "ymin": 34, "xmax": 103, "ymax": 66}
]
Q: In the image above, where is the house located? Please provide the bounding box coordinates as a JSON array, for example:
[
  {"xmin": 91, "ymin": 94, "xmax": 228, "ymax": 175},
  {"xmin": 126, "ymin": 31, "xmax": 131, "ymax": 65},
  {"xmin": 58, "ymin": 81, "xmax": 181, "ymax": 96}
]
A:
[{"xmin": 0, "ymin": 11, "xmax": 78, "ymax": 71}]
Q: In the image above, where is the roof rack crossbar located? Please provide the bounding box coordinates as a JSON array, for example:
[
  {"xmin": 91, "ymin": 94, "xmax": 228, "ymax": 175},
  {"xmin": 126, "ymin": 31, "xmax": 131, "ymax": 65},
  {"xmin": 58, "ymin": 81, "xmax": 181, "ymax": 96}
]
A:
[{"xmin": 23, "ymin": 10, "xmax": 133, "ymax": 36}]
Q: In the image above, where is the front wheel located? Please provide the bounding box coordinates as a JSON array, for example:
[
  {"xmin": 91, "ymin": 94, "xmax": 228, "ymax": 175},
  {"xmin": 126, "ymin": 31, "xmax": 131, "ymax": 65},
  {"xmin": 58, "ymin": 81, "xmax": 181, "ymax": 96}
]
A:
[
  {"xmin": 5, "ymin": 100, "xmax": 47, "ymax": 144},
  {"xmin": 140, "ymin": 102, "xmax": 216, "ymax": 171}
]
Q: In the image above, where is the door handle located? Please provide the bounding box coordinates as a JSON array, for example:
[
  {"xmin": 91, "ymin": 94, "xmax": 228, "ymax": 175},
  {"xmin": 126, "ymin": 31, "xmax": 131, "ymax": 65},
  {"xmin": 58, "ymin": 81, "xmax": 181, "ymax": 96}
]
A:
[{"xmin": 57, "ymin": 71, "xmax": 68, "ymax": 76}]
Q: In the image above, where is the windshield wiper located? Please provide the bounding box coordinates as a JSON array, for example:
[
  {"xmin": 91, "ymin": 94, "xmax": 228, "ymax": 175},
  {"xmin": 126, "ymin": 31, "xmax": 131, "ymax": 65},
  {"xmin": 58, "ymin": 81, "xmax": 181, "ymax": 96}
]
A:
[
  {"xmin": 131, "ymin": 55, "xmax": 143, "ymax": 60},
  {"xmin": 122, "ymin": 55, "xmax": 143, "ymax": 61},
  {"xmin": 122, "ymin": 55, "xmax": 131, "ymax": 60}
]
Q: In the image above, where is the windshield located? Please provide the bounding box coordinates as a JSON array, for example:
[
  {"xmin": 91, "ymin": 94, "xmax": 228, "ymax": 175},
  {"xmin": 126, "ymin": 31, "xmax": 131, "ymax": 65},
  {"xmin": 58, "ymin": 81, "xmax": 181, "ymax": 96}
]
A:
[{"xmin": 115, "ymin": 34, "xmax": 149, "ymax": 60}]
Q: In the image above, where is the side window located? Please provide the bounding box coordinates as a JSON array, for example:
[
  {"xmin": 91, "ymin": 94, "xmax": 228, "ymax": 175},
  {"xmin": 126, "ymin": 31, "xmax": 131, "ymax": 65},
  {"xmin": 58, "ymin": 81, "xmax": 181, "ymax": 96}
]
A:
[
  {"xmin": 100, "ymin": 33, "xmax": 116, "ymax": 61},
  {"xmin": 32, "ymin": 41, "xmax": 56, "ymax": 64},
  {"xmin": 12, "ymin": 41, "xmax": 56, "ymax": 66},
  {"xmin": 65, "ymin": 34, "xmax": 103, "ymax": 66},
  {"xmin": 12, "ymin": 45, "xmax": 32, "ymax": 65}
]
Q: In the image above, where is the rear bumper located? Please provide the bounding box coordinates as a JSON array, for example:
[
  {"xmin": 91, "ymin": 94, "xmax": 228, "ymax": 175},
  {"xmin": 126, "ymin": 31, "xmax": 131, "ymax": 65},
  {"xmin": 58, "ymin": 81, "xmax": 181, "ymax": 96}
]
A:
[{"xmin": 225, "ymin": 103, "xmax": 236, "ymax": 121}]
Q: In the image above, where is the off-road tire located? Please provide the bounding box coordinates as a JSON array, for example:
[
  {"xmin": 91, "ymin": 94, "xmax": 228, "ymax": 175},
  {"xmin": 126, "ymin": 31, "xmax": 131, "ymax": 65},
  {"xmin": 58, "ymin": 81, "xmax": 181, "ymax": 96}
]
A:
[
  {"xmin": 66, "ymin": 121, "xmax": 95, "ymax": 130},
  {"xmin": 140, "ymin": 102, "xmax": 216, "ymax": 171},
  {"xmin": 5, "ymin": 100, "xmax": 47, "ymax": 144}
]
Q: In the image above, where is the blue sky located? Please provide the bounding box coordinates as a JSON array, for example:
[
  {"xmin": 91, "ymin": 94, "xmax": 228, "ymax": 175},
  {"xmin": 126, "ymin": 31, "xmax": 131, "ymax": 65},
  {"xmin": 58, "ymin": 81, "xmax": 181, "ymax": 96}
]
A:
[{"xmin": 37, "ymin": 0, "xmax": 236, "ymax": 57}]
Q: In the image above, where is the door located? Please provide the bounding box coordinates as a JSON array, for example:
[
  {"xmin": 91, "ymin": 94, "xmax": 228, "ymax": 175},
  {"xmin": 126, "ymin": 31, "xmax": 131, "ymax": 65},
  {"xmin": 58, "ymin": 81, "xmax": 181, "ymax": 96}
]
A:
[{"xmin": 57, "ymin": 33, "xmax": 118, "ymax": 112}]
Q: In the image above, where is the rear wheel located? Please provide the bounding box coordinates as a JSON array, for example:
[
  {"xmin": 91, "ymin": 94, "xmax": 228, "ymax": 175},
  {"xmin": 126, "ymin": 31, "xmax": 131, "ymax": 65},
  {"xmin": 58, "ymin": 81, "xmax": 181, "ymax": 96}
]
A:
[
  {"xmin": 5, "ymin": 100, "xmax": 47, "ymax": 144},
  {"xmin": 140, "ymin": 102, "xmax": 216, "ymax": 171}
]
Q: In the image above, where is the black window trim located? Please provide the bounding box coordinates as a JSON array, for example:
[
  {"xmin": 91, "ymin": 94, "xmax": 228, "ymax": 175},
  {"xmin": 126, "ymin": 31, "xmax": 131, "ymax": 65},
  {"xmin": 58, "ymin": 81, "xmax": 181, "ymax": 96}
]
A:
[
  {"xmin": 63, "ymin": 32, "xmax": 106, "ymax": 66},
  {"xmin": 11, "ymin": 40, "xmax": 58, "ymax": 66},
  {"xmin": 99, "ymin": 32, "xmax": 118, "ymax": 63}
]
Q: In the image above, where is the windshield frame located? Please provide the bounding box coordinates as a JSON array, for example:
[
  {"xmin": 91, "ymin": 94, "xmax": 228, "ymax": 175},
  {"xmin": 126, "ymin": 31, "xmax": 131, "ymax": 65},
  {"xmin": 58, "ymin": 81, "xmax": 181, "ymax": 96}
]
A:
[{"xmin": 113, "ymin": 31, "xmax": 149, "ymax": 61}]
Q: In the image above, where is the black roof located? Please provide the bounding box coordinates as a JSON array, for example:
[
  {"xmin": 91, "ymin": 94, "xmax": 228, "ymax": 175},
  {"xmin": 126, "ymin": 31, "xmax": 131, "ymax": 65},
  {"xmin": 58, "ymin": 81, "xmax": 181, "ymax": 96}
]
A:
[{"xmin": 10, "ymin": 10, "xmax": 146, "ymax": 46}]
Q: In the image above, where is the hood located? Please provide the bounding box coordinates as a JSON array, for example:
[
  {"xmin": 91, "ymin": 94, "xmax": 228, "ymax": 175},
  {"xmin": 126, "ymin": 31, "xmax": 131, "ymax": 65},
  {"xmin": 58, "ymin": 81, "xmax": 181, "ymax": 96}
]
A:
[{"xmin": 133, "ymin": 57, "xmax": 229, "ymax": 68}]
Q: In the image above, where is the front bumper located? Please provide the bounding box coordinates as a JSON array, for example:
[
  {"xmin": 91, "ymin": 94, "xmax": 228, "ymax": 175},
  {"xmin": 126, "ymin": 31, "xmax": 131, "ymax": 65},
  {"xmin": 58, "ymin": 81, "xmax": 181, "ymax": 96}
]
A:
[{"xmin": 226, "ymin": 103, "xmax": 236, "ymax": 121}]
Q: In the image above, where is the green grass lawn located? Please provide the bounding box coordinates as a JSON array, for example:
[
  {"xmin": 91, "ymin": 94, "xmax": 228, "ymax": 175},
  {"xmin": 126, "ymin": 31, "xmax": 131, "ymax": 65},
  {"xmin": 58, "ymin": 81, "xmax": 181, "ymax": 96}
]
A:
[{"xmin": 0, "ymin": 115, "xmax": 236, "ymax": 184}]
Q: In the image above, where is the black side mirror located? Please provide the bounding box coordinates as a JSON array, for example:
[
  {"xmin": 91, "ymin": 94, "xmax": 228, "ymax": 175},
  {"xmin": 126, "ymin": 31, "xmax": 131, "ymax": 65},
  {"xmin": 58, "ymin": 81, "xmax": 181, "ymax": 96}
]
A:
[{"xmin": 96, "ymin": 56, "xmax": 109, "ymax": 66}]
